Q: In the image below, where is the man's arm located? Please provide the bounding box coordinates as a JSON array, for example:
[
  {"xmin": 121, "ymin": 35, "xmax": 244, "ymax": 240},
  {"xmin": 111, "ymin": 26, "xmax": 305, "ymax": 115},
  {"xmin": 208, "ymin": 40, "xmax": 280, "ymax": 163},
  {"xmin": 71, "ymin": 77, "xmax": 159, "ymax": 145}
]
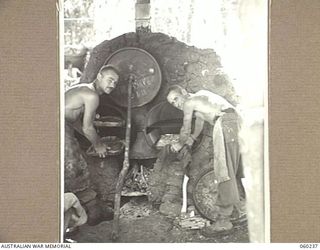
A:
[
  {"xmin": 183, "ymin": 115, "xmax": 204, "ymax": 147},
  {"xmin": 171, "ymin": 100, "xmax": 195, "ymax": 152},
  {"xmin": 81, "ymin": 91, "xmax": 106, "ymax": 157},
  {"xmin": 190, "ymin": 115, "xmax": 204, "ymax": 142},
  {"xmin": 179, "ymin": 100, "xmax": 195, "ymax": 144}
]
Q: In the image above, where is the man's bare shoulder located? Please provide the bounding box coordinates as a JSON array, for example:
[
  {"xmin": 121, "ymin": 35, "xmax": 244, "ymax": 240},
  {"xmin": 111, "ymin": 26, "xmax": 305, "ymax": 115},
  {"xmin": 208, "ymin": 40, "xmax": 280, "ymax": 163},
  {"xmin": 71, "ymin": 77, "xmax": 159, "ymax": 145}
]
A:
[
  {"xmin": 182, "ymin": 97, "xmax": 204, "ymax": 113},
  {"xmin": 194, "ymin": 90, "xmax": 221, "ymax": 99},
  {"xmin": 66, "ymin": 86, "xmax": 98, "ymax": 99},
  {"xmin": 194, "ymin": 90, "xmax": 234, "ymax": 108},
  {"xmin": 187, "ymin": 95, "xmax": 208, "ymax": 105}
]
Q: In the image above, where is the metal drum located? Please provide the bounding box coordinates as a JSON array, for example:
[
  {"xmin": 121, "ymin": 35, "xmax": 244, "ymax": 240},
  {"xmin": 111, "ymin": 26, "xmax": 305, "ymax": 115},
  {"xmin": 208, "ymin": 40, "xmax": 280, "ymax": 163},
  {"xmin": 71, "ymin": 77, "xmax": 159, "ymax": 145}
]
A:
[
  {"xmin": 144, "ymin": 101, "xmax": 183, "ymax": 147},
  {"xmin": 144, "ymin": 101, "xmax": 205, "ymax": 151},
  {"xmin": 104, "ymin": 47, "xmax": 162, "ymax": 108},
  {"xmin": 193, "ymin": 169, "xmax": 220, "ymax": 221}
]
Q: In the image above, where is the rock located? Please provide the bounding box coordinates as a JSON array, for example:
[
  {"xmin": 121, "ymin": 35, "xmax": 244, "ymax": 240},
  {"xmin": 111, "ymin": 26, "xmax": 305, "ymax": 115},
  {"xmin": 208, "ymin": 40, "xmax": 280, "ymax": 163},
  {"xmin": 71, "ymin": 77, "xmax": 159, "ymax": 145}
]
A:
[
  {"xmin": 76, "ymin": 189, "xmax": 97, "ymax": 204},
  {"xmin": 85, "ymin": 199, "xmax": 114, "ymax": 226},
  {"xmin": 159, "ymin": 201, "xmax": 182, "ymax": 217}
]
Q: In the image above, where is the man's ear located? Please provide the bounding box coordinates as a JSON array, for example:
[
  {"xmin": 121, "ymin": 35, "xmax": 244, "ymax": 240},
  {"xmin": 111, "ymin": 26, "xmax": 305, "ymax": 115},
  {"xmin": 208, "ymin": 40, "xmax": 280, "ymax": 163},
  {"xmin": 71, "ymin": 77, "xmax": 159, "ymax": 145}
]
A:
[{"xmin": 97, "ymin": 72, "xmax": 102, "ymax": 81}]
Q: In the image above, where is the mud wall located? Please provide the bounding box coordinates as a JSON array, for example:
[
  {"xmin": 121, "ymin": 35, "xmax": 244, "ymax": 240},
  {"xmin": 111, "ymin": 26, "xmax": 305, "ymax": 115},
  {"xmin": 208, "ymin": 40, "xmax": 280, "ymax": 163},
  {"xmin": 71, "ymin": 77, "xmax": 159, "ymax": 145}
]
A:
[{"xmin": 81, "ymin": 32, "xmax": 239, "ymax": 106}]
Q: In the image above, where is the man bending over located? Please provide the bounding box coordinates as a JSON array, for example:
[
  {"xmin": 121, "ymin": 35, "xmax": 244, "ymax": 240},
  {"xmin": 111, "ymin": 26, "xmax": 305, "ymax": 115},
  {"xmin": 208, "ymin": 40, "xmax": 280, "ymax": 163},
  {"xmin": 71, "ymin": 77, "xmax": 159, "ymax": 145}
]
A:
[{"xmin": 167, "ymin": 85, "xmax": 244, "ymax": 236}]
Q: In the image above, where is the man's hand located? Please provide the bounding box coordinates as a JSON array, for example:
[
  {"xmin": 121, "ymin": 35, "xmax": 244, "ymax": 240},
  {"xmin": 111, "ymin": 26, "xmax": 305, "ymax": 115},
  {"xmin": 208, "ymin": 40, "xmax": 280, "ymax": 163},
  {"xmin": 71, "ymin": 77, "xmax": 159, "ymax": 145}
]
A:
[
  {"xmin": 94, "ymin": 143, "xmax": 108, "ymax": 158},
  {"xmin": 186, "ymin": 136, "xmax": 195, "ymax": 147},
  {"xmin": 171, "ymin": 142, "xmax": 183, "ymax": 152},
  {"xmin": 180, "ymin": 127, "xmax": 189, "ymax": 142}
]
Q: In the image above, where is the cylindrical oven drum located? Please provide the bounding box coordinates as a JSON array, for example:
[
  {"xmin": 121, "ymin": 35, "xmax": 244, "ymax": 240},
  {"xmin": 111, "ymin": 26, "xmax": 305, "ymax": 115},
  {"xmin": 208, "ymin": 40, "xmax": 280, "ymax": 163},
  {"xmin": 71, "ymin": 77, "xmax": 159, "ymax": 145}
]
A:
[{"xmin": 104, "ymin": 47, "xmax": 162, "ymax": 108}]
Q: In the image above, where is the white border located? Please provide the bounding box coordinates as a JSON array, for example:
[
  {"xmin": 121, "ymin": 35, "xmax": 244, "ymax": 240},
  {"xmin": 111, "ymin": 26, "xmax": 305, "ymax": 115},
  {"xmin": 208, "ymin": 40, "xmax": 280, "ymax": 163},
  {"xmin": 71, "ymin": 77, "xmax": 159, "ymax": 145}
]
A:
[{"xmin": 58, "ymin": 0, "xmax": 65, "ymax": 242}]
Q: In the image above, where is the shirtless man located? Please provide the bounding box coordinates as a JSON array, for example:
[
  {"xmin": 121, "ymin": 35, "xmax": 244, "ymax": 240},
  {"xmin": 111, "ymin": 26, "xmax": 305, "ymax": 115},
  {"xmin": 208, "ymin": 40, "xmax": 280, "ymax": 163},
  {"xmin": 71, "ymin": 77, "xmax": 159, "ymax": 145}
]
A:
[
  {"xmin": 64, "ymin": 64, "xmax": 119, "ymax": 193},
  {"xmin": 167, "ymin": 85, "xmax": 244, "ymax": 236}
]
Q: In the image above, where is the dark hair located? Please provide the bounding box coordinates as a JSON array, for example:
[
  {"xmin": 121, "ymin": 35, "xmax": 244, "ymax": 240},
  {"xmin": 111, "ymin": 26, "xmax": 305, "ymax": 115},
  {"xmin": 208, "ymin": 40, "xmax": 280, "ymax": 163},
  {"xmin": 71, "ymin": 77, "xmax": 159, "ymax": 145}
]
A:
[
  {"xmin": 99, "ymin": 64, "xmax": 120, "ymax": 77},
  {"xmin": 167, "ymin": 85, "xmax": 186, "ymax": 96},
  {"xmin": 65, "ymin": 60, "xmax": 72, "ymax": 66}
]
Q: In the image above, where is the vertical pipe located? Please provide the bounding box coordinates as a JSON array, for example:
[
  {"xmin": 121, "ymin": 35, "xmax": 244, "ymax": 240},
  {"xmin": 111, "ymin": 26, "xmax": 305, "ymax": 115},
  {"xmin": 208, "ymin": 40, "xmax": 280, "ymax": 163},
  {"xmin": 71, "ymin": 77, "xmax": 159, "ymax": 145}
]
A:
[{"xmin": 135, "ymin": 0, "xmax": 151, "ymax": 32}]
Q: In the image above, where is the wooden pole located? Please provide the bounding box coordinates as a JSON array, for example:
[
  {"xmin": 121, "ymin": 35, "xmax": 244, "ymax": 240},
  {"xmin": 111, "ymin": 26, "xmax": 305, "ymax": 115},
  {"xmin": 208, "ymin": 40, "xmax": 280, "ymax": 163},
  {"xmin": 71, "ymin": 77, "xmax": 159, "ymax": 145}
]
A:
[{"xmin": 111, "ymin": 74, "xmax": 134, "ymax": 241}]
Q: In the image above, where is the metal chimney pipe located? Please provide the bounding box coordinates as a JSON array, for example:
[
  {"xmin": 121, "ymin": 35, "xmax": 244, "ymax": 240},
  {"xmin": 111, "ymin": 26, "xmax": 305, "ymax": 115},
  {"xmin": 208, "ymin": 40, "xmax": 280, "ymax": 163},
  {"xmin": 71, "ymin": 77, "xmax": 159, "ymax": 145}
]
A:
[{"xmin": 135, "ymin": 0, "xmax": 151, "ymax": 32}]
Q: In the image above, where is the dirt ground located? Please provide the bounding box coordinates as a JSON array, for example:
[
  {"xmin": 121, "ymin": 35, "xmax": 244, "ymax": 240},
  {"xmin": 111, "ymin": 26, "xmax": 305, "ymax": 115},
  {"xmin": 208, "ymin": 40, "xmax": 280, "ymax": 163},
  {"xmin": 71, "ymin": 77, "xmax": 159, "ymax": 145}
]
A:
[{"xmin": 68, "ymin": 196, "xmax": 249, "ymax": 243}]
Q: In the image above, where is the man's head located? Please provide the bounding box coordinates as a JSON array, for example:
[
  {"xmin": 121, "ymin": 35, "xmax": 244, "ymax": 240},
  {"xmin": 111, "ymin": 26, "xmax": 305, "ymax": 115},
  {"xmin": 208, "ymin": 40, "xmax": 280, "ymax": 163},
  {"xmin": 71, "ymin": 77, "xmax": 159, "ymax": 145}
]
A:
[
  {"xmin": 97, "ymin": 65, "xmax": 120, "ymax": 94},
  {"xmin": 167, "ymin": 85, "xmax": 189, "ymax": 110}
]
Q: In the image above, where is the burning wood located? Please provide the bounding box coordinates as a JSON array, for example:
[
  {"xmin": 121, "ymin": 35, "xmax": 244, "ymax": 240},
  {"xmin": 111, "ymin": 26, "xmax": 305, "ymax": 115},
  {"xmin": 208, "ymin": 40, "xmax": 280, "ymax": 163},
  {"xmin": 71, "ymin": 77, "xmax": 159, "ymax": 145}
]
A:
[{"xmin": 122, "ymin": 164, "xmax": 152, "ymax": 196}]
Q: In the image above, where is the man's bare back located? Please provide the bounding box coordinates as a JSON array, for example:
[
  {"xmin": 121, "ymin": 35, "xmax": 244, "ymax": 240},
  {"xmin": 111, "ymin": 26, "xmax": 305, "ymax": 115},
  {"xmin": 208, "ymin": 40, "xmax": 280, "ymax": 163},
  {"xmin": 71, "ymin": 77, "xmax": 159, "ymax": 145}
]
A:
[
  {"xmin": 188, "ymin": 90, "xmax": 234, "ymax": 124},
  {"xmin": 187, "ymin": 96, "xmax": 222, "ymax": 125},
  {"xmin": 65, "ymin": 86, "xmax": 98, "ymax": 123}
]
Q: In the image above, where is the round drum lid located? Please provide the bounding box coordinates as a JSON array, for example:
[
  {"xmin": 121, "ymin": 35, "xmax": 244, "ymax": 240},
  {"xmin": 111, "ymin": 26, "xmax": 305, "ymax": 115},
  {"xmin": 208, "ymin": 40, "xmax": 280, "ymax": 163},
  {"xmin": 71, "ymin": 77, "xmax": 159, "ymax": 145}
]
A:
[
  {"xmin": 193, "ymin": 169, "xmax": 220, "ymax": 221},
  {"xmin": 104, "ymin": 47, "xmax": 162, "ymax": 108}
]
